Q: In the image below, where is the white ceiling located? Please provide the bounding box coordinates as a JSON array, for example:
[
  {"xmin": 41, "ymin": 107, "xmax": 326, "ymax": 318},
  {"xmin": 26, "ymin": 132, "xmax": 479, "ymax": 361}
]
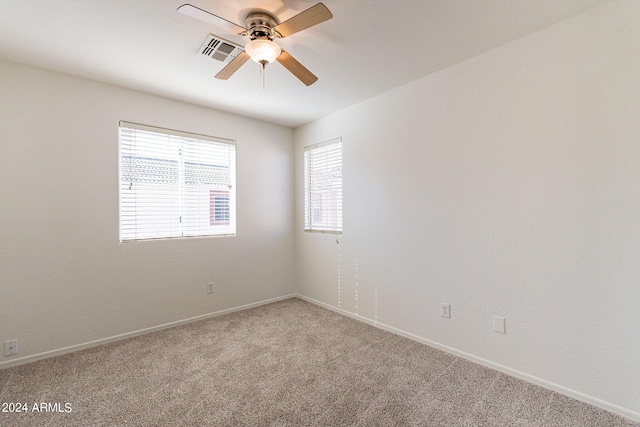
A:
[{"xmin": 0, "ymin": 0, "xmax": 612, "ymax": 128}]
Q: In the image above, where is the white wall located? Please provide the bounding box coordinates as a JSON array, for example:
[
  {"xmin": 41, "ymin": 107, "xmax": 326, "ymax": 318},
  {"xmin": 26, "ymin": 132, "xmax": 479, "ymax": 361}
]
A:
[
  {"xmin": 295, "ymin": 0, "xmax": 640, "ymax": 420},
  {"xmin": 0, "ymin": 59, "xmax": 295, "ymax": 366}
]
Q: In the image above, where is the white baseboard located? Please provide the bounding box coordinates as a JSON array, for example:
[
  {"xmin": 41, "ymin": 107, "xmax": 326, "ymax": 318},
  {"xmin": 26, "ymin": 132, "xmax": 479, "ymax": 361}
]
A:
[
  {"xmin": 0, "ymin": 294, "xmax": 296, "ymax": 370},
  {"xmin": 295, "ymin": 293, "xmax": 640, "ymax": 423}
]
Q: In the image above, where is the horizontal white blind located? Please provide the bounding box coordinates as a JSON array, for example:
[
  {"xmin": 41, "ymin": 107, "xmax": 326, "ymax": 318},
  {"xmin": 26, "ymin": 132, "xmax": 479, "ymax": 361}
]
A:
[
  {"xmin": 119, "ymin": 121, "xmax": 236, "ymax": 241},
  {"xmin": 304, "ymin": 138, "xmax": 342, "ymax": 233}
]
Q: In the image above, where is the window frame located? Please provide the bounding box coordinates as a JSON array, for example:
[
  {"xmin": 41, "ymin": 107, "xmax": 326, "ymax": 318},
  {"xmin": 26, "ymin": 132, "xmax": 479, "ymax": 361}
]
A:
[
  {"xmin": 118, "ymin": 121, "xmax": 236, "ymax": 242},
  {"xmin": 304, "ymin": 137, "xmax": 343, "ymax": 234}
]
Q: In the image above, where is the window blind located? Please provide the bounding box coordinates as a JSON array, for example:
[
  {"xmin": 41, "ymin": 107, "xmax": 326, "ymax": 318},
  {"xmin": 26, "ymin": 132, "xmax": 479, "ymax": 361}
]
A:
[
  {"xmin": 119, "ymin": 121, "xmax": 236, "ymax": 241},
  {"xmin": 304, "ymin": 137, "xmax": 342, "ymax": 233}
]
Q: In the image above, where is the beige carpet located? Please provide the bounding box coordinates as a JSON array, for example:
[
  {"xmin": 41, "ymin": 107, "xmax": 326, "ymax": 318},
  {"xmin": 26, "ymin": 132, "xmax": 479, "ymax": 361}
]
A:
[{"xmin": 0, "ymin": 298, "xmax": 637, "ymax": 426}]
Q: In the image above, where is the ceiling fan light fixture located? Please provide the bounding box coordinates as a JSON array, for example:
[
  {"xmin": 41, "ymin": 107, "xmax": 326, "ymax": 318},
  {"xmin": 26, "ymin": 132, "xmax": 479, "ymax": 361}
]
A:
[{"xmin": 244, "ymin": 39, "xmax": 281, "ymax": 64}]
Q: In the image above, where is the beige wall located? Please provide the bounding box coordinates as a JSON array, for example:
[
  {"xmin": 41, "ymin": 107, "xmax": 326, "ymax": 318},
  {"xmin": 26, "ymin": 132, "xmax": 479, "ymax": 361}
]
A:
[
  {"xmin": 295, "ymin": 0, "xmax": 640, "ymax": 420},
  {"xmin": 0, "ymin": 60, "xmax": 295, "ymax": 365}
]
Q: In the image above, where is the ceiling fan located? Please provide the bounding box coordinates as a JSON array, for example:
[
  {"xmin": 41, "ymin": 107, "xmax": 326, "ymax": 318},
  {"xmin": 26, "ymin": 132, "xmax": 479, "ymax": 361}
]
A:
[{"xmin": 177, "ymin": 3, "xmax": 333, "ymax": 86}]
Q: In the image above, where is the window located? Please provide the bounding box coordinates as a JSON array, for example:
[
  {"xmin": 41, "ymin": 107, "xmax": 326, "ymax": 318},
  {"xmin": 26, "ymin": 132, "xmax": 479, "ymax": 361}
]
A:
[
  {"xmin": 304, "ymin": 138, "xmax": 342, "ymax": 233},
  {"xmin": 210, "ymin": 191, "xmax": 230, "ymax": 225},
  {"xmin": 119, "ymin": 121, "xmax": 236, "ymax": 241}
]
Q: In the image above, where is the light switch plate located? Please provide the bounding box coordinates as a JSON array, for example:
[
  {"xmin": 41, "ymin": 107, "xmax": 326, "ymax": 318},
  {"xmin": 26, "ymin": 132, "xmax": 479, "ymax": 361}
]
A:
[{"xmin": 441, "ymin": 303, "xmax": 451, "ymax": 319}]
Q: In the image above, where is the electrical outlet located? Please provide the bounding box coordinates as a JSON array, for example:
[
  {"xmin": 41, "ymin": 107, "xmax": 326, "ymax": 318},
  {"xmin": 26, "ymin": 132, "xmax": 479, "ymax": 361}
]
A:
[
  {"xmin": 4, "ymin": 339, "xmax": 18, "ymax": 356},
  {"xmin": 441, "ymin": 303, "xmax": 451, "ymax": 319},
  {"xmin": 493, "ymin": 316, "xmax": 506, "ymax": 334},
  {"xmin": 207, "ymin": 282, "xmax": 214, "ymax": 294}
]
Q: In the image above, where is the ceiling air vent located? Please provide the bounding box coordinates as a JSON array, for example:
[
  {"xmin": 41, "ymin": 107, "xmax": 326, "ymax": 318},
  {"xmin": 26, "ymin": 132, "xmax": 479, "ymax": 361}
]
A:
[{"xmin": 199, "ymin": 34, "xmax": 243, "ymax": 63}]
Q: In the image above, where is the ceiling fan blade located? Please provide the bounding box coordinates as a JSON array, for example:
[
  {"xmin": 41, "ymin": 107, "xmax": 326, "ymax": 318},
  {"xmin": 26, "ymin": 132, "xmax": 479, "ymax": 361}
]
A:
[
  {"xmin": 215, "ymin": 50, "xmax": 250, "ymax": 80},
  {"xmin": 276, "ymin": 50, "xmax": 318, "ymax": 86},
  {"xmin": 177, "ymin": 4, "xmax": 246, "ymax": 34},
  {"xmin": 273, "ymin": 3, "xmax": 332, "ymax": 38}
]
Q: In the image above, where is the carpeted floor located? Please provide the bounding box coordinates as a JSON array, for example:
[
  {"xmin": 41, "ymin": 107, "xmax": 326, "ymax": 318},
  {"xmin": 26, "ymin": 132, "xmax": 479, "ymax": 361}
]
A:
[{"xmin": 0, "ymin": 298, "xmax": 637, "ymax": 426}]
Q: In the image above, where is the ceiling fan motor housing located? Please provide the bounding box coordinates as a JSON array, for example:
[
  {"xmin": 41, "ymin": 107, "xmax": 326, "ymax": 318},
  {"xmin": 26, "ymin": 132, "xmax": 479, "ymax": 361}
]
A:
[{"xmin": 244, "ymin": 12, "xmax": 279, "ymax": 40}]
